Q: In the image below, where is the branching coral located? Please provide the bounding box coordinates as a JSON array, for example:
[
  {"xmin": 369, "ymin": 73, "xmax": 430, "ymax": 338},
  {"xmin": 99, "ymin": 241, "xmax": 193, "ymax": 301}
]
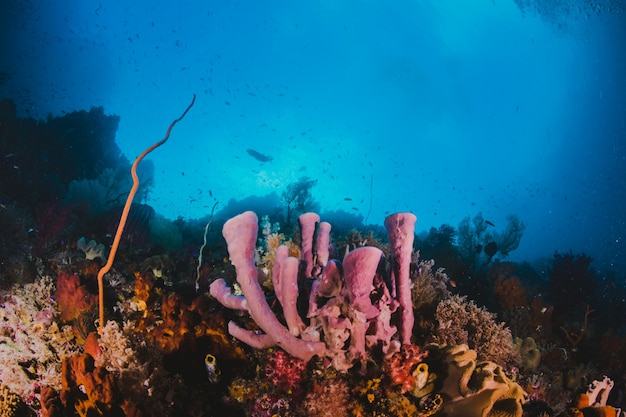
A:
[
  {"xmin": 433, "ymin": 295, "xmax": 520, "ymax": 368},
  {"xmin": 281, "ymin": 176, "xmax": 318, "ymax": 226},
  {"xmin": 410, "ymin": 259, "xmax": 451, "ymax": 311},
  {"xmin": 456, "ymin": 213, "xmax": 525, "ymax": 274}
]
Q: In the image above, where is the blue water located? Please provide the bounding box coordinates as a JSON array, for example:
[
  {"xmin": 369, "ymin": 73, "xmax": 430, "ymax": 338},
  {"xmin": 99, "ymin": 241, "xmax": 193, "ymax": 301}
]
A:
[{"xmin": 1, "ymin": 0, "xmax": 624, "ymax": 273}]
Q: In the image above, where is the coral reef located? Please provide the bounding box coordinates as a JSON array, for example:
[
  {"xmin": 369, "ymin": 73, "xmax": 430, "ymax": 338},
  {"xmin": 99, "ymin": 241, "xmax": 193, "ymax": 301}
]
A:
[{"xmin": 3, "ymin": 97, "xmax": 624, "ymax": 416}]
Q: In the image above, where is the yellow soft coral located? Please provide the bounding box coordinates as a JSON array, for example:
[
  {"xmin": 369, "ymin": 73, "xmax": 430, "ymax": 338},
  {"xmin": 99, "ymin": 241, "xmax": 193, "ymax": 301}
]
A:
[
  {"xmin": 259, "ymin": 232, "xmax": 301, "ymax": 286},
  {"xmin": 0, "ymin": 385, "xmax": 21, "ymax": 417}
]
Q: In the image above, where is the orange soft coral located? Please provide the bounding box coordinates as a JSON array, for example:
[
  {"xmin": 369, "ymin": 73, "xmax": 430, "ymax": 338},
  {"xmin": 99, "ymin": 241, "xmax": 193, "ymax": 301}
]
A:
[
  {"xmin": 53, "ymin": 353, "xmax": 141, "ymax": 417},
  {"xmin": 55, "ymin": 271, "xmax": 97, "ymax": 323}
]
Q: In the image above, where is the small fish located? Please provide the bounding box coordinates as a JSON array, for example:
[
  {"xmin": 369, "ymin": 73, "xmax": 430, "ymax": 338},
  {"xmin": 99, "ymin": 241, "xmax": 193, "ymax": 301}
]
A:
[
  {"xmin": 485, "ymin": 220, "xmax": 495, "ymax": 227},
  {"xmin": 205, "ymin": 353, "xmax": 221, "ymax": 383},
  {"xmin": 344, "ymin": 197, "xmax": 352, "ymax": 201},
  {"xmin": 246, "ymin": 149, "xmax": 273, "ymax": 163}
]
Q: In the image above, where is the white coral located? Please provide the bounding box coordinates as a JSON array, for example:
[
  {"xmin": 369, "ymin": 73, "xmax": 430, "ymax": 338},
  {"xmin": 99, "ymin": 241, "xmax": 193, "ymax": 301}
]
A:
[
  {"xmin": 95, "ymin": 320, "xmax": 144, "ymax": 374},
  {"xmin": 0, "ymin": 276, "xmax": 79, "ymax": 404},
  {"xmin": 77, "ymin": 236, "xmax": 106, "ymax": 260}
]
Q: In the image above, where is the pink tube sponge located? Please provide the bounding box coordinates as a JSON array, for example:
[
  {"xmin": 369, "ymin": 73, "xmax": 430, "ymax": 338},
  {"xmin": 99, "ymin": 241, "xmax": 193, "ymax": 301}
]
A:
[
  {"xmin": 299, "ymin": 212, "xmax": 320, "ymax": 277},
  {"xmin": 384, "ymin": 212, "xmax": 417, "ymax": 344},
  {"xmin": 221, "ymin": 211, "xmax": 325, "ymax": 362},
  {"xmin": 343, "ymin": 246, "xmax": 384, "ymax": 370},
  {"xmin": 343, "ymin": 246, "xmax": 384, "ymax": 317},
  {"xmin": 315, "ymin": 221, "xmax": 332, "ymax": 270},
  {"xmin": 278, "ymin": 256, "xmax": 306, "ymax": 336}
]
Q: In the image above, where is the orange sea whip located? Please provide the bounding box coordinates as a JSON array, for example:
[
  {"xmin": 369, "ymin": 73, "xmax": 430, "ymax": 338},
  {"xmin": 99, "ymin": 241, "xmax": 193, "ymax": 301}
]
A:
[{"xmin": 97, "ymin": 94, "xmax": 196, "ymax": 333}]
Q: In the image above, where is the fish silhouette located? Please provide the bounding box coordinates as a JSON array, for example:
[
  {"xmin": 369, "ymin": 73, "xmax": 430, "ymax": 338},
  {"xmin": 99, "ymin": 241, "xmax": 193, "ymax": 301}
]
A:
[{"xmin": 246, "ymin": 149, "xmax": 273, "ymax": 162}]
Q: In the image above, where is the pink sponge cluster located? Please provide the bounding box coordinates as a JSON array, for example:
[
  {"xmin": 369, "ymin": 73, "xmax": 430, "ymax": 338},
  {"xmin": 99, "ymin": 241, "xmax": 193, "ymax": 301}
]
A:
[{"xmin": 210, "ymin": 210, "xmax": 418, "ymax": 372}]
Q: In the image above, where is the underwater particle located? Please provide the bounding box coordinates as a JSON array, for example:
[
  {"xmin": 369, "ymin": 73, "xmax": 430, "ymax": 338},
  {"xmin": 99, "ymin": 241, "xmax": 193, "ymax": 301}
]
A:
[{"xmin": 205, "ymin": 353, "xmax": 221, "ymax": 384}]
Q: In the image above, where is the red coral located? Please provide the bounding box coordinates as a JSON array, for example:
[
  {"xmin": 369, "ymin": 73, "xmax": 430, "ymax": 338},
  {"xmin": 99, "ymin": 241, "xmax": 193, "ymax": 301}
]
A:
[
  {"xmin": 55, "ymin": 271, "xmax": 97, "ymax": 323},
  {"xmin": 494, "ymin": 275, "xmax": 528, "ymax": 310},
  {"xmin": 83, "ymin": 331, "xmax": 102, "ymax": 360},
  {"xmin": 383, "ymin": 344, "xmax": 429, "ymax": 394},
  {"xmin": 34, "ymin": 202, "xmax": 74, "ymax": 255},
  {"xmin": 264, "ymin": 349, "xmax": 307, "ymax": 395}
]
